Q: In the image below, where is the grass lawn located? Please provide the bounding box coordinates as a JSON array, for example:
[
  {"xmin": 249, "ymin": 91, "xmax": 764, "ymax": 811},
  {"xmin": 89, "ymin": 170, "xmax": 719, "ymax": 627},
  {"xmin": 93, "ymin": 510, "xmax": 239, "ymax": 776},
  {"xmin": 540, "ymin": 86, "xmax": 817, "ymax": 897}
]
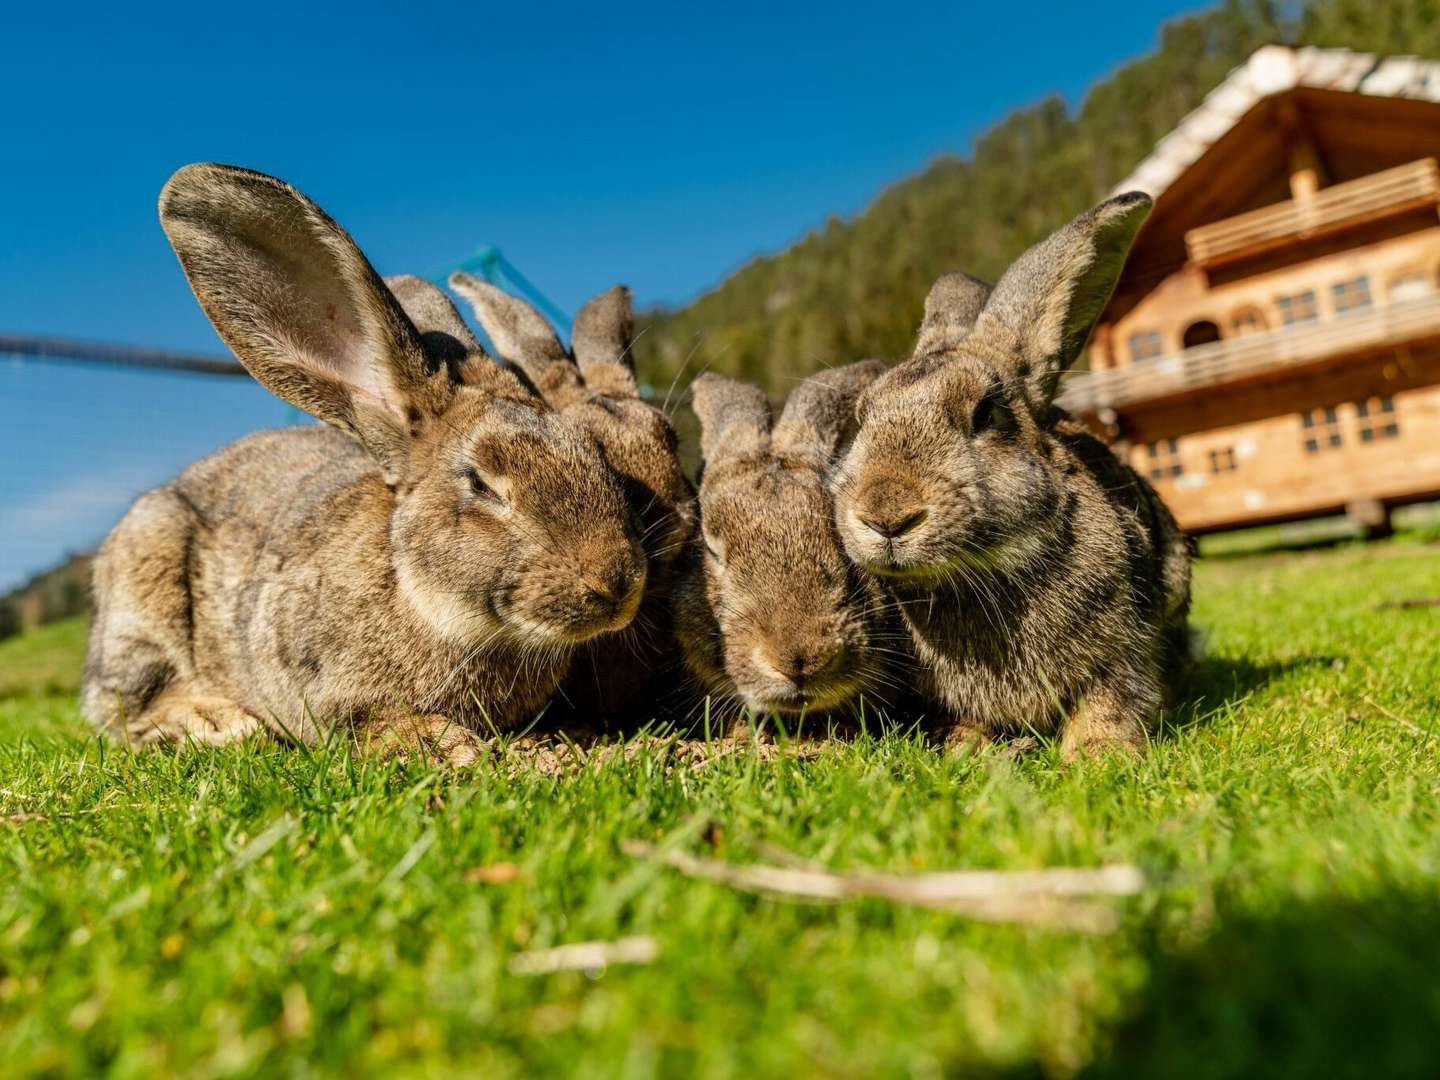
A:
[{"xmin": 1, "ymin": 540, "xmax": 1438, "ymax": 1077}]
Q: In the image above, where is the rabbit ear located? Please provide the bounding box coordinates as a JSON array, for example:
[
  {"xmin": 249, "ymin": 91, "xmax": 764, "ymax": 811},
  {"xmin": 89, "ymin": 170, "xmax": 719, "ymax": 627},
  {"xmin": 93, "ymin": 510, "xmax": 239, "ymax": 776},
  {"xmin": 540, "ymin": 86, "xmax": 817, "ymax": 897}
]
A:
[
  {"xmin": 447, "ymin": 272, "xmax": 583, "ymax": 406},
  {"xmin": 971, "ymin": 192, "xmax": 1151, "ymax": 409},
  {"xmin": 571, "ymin": 285, "xmax": 639, "ymax": 398},
  {"xmin": 384, "ymin": 274, "xmax": 485, "ymax": 379},
  {"xmin": 914, "ymin": 272, "xmax": 993, "ymax": 356},
  {"xmin": 159, "ymin": 163, "xmax": 448, "ymax": 482},
  {"xmin": 691, "ymin": 374, "xmax": 772, "ymax": 463},
  {"xmin": 772, "ymin": 360, "xmax": 887, "ymax": 467},
  {"xmin": 385, "ymin": 275, "xmax": 534, "ymax": 399}
]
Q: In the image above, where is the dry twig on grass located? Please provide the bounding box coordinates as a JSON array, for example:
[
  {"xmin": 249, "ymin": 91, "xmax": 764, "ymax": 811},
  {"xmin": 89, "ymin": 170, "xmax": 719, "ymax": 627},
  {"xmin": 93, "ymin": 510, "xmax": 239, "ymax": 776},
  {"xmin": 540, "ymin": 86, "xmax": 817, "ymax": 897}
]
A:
[
  {"xmin": 1362, "ymin": 695, "xmax": 1432, "ymax": 737},
  {"xmin": 623, "ymin": 841, "xmax": 1144, "ymax": 933},
  {"xmin": 508, "ymin": 936, "xmax": 659, "ymax": 976}
]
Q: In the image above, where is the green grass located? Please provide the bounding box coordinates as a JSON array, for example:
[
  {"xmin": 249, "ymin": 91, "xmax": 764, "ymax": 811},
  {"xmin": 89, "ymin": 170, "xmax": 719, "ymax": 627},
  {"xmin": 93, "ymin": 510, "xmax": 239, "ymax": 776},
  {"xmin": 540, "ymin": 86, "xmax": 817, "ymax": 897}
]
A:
[
  {"xmin": 1194, "ymin": 500, "xmax": 1440, "ymax": 558},
  {"xmin": 1, "ymin": 542, "xmax": 1439, "ymax": 1078}
]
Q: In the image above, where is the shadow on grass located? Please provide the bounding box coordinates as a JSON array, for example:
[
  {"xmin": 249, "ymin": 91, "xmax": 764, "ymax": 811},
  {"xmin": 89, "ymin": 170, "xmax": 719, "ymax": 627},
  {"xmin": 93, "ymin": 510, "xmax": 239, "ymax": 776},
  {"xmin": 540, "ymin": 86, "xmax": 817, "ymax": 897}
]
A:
[
  {"xmin": 1081, "ymin": 895, "xmax": 1440, "ymax": 1079},
  {"xmin": 1161, "ymin": 652, "xmax": 1337, "ymax": 738}
]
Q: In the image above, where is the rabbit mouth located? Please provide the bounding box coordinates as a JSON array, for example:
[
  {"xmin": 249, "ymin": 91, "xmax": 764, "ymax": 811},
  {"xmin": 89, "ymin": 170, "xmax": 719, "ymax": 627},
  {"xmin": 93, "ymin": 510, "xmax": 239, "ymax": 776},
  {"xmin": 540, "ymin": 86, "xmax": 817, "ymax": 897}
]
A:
[
  {"xmin": 859, "ymin": 551, "xmax": 967, "ymax": 584},
  {"xmin": 863, "ymin": 558, "xmax": 943, "ymax": 580},
  {"xmin": 747, "ymin": 677, "xmax": 863, "ymax": 715},
  {"xmin": 506, "ymin": 573, "xmax": 647, "ymax": 645},
  {"xmin": 864, "ymin": 531, "xmax": 1047, "ymax": 583},
  {"xmin": 571, "ymin": 594, "xmax": 645, "ymax": 641},
  {"xmin": 512, "ymin": 603, "xmax": 640, "ymax": 646}
]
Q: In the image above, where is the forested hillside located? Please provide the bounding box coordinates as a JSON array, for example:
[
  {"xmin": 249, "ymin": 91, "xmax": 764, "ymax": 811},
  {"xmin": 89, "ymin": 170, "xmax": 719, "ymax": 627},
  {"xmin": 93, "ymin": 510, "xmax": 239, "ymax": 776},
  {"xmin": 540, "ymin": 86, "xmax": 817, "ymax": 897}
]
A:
[
  {"xmin": 7, "ymin": 0, "xmax": 1434, "ymax": 638},
  {"xmin": 632, "ymin": 0, "xmax": 1440, "ymax": 395}
]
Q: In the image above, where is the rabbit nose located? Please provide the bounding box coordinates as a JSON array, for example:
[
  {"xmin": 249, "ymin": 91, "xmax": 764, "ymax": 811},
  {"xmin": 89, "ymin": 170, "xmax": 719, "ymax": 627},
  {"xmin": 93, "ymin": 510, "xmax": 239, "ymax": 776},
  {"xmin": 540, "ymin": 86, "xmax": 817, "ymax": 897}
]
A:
[
  {"xmin": 855, "ymin": 479, "xmax": 928, "ymax": 539},
  {"xmin": 860, "ymin": 508, "xmax": 928, "ymax": 539},
  {"xmin": 775, "ymin": 643, "xmax": 847, "ymax": 687},
  {"xmin": 582, "ymin": 578, "xmax": 620, "ymax": 610},
  {"xmin": 581, "ymin": 561, "xmax": 644, "ymax": 620}
]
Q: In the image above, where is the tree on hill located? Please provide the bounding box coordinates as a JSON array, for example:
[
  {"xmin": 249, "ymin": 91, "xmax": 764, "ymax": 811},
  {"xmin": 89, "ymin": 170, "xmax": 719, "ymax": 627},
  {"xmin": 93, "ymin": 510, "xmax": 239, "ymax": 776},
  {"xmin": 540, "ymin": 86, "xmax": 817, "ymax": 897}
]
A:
[{"xmin": 632, "ymin": 0, "xmax": 1437, "ymax": 398}]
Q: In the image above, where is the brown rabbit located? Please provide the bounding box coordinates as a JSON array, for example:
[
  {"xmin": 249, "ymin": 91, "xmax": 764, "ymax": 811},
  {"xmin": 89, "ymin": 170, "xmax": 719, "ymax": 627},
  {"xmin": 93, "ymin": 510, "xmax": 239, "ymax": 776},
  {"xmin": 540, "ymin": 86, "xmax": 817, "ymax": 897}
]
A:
[
  {"xmin": 671, "ymin": 362, "xmax": 908, "ymax": 722},
  {"xmin": 82, "ymin": 164, "xmax": 646, "ymax": 761},
  {"xmin": 832, "ymin": 193, "xmax": 1192, "ymax": 758},
  {"xmin": 448, "ymin": 274, "xmax": 695, "ymax": 724}
]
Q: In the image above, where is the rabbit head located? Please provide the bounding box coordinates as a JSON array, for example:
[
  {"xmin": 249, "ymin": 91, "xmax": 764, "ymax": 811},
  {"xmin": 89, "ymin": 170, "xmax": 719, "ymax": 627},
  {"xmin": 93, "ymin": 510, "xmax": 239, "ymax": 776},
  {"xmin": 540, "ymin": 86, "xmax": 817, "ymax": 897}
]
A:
[
  {"xmin": 159, "ymin": 164, "xmax": 646, "ymax": 648},
  {"xmin": 673, "ymin": 362, "xmax": 896, "ymax": 716},
  {"xmin": 834, "ymin": 193, "xmax": 1153, "ymax": 581},
  {"xmin": 449, "ymin": 275, "xmax": 695, "ymax": 585}
]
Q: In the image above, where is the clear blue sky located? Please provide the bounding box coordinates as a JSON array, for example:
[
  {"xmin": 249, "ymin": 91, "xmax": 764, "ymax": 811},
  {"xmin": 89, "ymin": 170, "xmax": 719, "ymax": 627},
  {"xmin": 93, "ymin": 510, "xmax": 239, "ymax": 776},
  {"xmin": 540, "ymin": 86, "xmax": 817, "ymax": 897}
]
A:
[{"xmin": 0, "ymin": 0, "xmax": 1203, "ymax": 590}]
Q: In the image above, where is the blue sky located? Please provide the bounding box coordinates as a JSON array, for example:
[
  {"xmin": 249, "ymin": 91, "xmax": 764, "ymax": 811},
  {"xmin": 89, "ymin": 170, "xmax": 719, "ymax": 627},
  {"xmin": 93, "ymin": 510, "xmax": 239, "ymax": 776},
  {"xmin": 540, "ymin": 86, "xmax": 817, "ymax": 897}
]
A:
[{"xmin": 0, "ymin": 0, "xmax": 1203, "ymax": 590}]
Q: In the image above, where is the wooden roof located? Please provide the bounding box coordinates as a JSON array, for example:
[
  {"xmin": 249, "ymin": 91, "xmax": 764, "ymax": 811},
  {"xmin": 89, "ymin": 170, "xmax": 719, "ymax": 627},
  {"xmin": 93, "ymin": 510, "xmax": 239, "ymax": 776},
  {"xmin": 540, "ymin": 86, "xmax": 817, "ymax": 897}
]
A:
[{"xmin": 1107, "ymin": 47, "xmax": 1440, "ymax": 319}]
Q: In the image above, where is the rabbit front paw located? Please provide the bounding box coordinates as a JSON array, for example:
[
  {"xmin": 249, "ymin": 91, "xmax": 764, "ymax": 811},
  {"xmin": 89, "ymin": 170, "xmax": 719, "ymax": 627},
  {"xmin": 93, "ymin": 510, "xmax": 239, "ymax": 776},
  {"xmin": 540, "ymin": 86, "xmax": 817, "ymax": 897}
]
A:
[
  {"xmin": 357, "ymin": 710, "xmax": 486, "ymax": 767},
  {"xmin": 128, "ymin": 691, "xmax": 263, "ymax": 748},
  {"xmin": 941, "ymin": 718, "xmax": 994, "ymax": 755},
  {"xmin": 1059, "ymin": 680, "xmax": 1153, "ymax": 762}
]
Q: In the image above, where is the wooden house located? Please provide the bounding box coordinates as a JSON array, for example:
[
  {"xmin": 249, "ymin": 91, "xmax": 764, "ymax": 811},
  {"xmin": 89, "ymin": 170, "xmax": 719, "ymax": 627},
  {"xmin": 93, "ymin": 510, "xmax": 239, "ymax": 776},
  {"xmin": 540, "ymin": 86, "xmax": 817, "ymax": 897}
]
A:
[{"xmin": 1059, "ymin": 46, "xmax": 1440, "ymax": 534}]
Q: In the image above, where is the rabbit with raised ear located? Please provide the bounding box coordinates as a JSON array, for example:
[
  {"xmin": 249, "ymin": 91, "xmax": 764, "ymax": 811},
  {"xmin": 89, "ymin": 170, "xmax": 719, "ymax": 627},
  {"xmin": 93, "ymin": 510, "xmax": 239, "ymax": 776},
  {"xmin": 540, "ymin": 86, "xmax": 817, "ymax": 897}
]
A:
[
  {"xmin": 832, "ymin": 193, "xmax": 1192, "ymax": 758},
  {"xmin": 449, "ymin": 274, "xmax": 696, "ymax": 722},
  {"xmin": 672, "ymin": 362, "xmax": 905, "ymax": 720},
  {"xmin": 82, "ymin": 164, "xmax": 646, "ymax": 760}
]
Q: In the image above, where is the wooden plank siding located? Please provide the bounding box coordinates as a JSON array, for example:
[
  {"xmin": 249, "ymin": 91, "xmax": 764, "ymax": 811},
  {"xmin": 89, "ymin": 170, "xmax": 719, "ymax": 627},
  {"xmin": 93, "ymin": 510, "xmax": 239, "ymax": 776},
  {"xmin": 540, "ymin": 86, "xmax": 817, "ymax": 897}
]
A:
[
  {"xmin": 1069, "ymin": 149, "xmax": 1440, "ymax": 531},
  {"xmin": 1088, "ymin": 219, "xmax": 1440, "ymax": 375},
  {"xmin": 1129, "ymin": 378, "xmax": 1440, "ymax": 532},
  {"xmin": 1184, "ymin": 158, "xmax": 1440, "ymax": 267}
]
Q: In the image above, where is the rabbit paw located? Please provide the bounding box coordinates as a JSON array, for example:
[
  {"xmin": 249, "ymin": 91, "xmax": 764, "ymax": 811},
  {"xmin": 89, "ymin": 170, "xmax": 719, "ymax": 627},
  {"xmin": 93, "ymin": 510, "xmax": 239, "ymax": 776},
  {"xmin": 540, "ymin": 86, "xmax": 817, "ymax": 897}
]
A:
[
  {"xmin": 943, "ymin": 722, "xmax": 1043, "ymax": 760},
  {"xmin": 359, "ymin": 711, "xmax": 486, "ymax": 767},
  {"xmin": 942, "ymin": 719, "xmax": 995, "ymax": 756},
  {"xmin": 130, "ymin": 692, "xmax": 262, "ymax": 748},
  {"xmin": 1059, "ymin": 691, "xmax": 1149, "ymax": 762}
]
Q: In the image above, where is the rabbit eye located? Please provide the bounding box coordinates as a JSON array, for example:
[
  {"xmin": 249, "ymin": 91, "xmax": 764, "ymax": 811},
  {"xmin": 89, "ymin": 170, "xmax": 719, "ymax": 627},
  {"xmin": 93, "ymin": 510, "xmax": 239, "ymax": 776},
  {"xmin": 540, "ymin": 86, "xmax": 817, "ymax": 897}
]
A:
[
  {"xmin": 462, "ymin": 467, "xmax": 503, "ymax": 506},
  {"xmin": 971, "ymin": 388, "xmax": 1016, "ymax": 436},
  {"xmin": 971, "ymin": 395, "xmax": 996, "ymax": 433}
]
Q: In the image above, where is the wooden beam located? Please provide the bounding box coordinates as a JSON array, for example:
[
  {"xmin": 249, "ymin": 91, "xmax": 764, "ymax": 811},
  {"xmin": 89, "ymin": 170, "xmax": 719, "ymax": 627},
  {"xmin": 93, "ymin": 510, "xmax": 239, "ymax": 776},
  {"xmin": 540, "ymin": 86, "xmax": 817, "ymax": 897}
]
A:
[
  {"xmin": 1278, "ymin": 97, "xmax": 1329, "ymax": 201},
  {"xmin": 1110, "ymin": 345, "xmax": 1440, "ymax": 444}
]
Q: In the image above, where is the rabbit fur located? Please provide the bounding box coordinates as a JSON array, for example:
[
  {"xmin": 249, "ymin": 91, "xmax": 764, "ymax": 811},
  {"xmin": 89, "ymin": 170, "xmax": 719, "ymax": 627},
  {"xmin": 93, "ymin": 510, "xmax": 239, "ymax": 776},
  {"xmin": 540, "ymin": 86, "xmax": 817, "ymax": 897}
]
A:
[
  {"xmin": 449, "ymin": 274, "xmax": 696, "ymax": 723},
  {"xmin": 832, "ymin": 193, "xmax": 1192, "ymax": 758},
  {"xmin": 672, "ymin": 362, "xmax": 908, "ymax": 722},
  {"xmin": 82, "ymin": 164, "xmax": 647, "ymax": 759}
]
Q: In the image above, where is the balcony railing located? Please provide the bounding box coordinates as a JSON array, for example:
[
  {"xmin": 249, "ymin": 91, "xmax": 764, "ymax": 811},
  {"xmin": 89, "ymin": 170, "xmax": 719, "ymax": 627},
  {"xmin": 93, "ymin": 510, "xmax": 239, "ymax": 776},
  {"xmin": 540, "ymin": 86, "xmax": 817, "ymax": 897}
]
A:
[
  {"xmin": 1059, "ymin": 292, "xmax": 1440, "ymax": 415},
  {"xmin": 1185, "ymin": 158, "xmax": 1440, "ymax": 267}
]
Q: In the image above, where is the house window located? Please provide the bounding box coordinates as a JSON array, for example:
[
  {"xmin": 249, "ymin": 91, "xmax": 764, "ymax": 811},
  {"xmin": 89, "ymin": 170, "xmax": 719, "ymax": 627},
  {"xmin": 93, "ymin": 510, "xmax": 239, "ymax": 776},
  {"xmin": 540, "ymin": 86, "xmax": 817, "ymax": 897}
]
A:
[
  {"xmin": 1145, "ymin": 438, "xmax": 1183, "ymax": 482},
  {"xmin": 1299, "ymin": 407, "xmax": 1343, "ymax": 454},
  {"xmin": 1389, "ymin": 273, "xmax": 1431, "ymax": 303},
  {"xmin": 1332, "ymin": 276, "xmax": 1373, "ymax": 316},
  {"xmin": 1277, "ymin": 291, "xmax": 1320, "ymax": 326},
  {"xmin": 1207, "ymin": 447, "xmax": 1237, "ymax": 474},
  {"xmin": 1355, "ymin": 397, "xmax": 1400, "ymax": 443},
  {"xmin": 1129, "ymin": 330, "xmax": 1164, "ymax": 363},
  {"xmin": 1182, "ymin": 320, "xmax": 1223, "ymax": 349},
  {"xmin": 1231, "ymin": 307, "xmax": 1268, "ymax": 336}
]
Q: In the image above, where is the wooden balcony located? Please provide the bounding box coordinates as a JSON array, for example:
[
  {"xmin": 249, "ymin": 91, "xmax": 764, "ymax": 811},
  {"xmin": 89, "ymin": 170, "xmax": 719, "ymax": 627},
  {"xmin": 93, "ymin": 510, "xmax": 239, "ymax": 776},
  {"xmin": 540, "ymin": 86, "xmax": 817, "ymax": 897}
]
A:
[
  {"xmin": 1059, "ymin": 292, "xmax": 1440, "ymax": 415},
  {"xmin": 1185, "ymin": 158, "xmax": 1440, "ymax": 267}
]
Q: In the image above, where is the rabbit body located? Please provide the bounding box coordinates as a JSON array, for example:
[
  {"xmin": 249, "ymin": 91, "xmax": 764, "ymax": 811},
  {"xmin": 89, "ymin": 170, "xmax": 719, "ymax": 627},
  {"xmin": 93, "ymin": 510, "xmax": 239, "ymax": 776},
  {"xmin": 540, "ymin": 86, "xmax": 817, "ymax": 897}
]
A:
[
  {"xmin": 83, "ymin": 165, "xmax": 645, "ymax": 755},
  {"xmin": 834, "ymin": 196, "xmax": 1191, "ymax": 756},
  {"xmin": 450, "ymin": 277, "xmax": 696, "ymax": 725},
  {"xmin": 672, "ymin": 363, "xmax": 906, "ymax": 720}
]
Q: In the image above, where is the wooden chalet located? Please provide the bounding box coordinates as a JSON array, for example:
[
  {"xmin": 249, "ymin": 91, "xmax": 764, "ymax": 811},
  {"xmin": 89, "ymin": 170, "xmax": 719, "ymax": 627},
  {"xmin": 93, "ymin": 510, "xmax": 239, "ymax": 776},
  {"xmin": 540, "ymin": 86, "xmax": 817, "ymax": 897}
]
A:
[{"xmin": 1060, "ymin": 46, "xmax": 1440, "ymax": 534}]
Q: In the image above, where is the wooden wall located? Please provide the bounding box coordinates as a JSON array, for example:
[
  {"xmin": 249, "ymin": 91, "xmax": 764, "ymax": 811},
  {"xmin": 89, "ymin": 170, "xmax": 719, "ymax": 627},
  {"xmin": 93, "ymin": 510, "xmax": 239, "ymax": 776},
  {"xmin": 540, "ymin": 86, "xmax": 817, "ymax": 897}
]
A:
[
  {"xmin": 1130, "ymin": 372, "xmax": 1440, "ymax": 531},
  {"xmin": 1094, "ymin": 222, "xmax": 1440, "ymax": 370}
]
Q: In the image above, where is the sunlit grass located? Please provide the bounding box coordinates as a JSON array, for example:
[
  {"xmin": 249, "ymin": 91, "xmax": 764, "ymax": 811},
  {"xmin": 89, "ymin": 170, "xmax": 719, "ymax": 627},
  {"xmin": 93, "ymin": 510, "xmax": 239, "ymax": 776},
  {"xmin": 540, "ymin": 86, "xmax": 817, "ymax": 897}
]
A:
[{"xmin": 1, "ymin": 540, "xmax": 1438, "ymax": 1076}]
